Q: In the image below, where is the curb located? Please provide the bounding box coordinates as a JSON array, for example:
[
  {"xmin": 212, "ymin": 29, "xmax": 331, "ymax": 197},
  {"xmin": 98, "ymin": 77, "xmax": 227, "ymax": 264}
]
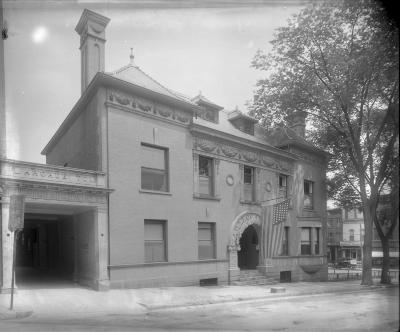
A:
[
  {"xmin": 0, "ymin": 309, "xmax": 33, "ymax": 320},
  {"xmin": 148, "ymin": 283, "xmax": 399, "ymax": 311}
]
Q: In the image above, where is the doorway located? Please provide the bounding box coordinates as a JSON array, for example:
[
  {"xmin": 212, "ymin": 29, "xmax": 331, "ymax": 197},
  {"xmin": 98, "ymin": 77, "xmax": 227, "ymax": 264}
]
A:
[
  {"xmin": 16, "ymin": 216, "xmax": 76, "ymax": 288},
  {"xmin": 238, "ymin": 225, "xmax": 259, "ymax": 269}
]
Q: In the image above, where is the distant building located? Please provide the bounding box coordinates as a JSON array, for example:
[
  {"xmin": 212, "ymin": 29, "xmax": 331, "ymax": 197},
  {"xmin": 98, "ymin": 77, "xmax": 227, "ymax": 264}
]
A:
[
  {"xmin": 328, "ymin": 201, "xmax": 399, "ymax": 267},
  {"xmin": 327, "ymin": 208, "xmax": 342, "ymax": 264},
  {"xmin": 340, "ymin": 208, "xmax": 364, "ymax": 263},
  {"xmin": 0, "ymin": 9, "xmax": 329, "ymax": 291}
]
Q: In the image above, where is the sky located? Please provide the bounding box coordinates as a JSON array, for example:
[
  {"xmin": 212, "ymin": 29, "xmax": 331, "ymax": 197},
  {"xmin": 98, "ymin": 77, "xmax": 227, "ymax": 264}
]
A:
[{"xmin": 3, "ymin": 1, "xmax": 306, "ymax": 163}]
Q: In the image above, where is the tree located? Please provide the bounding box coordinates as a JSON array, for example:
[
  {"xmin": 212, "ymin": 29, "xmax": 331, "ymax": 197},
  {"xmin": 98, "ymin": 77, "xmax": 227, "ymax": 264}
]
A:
[{"xmin": 248, "ymin": 0, "xmax": 399, "ymax": 285}]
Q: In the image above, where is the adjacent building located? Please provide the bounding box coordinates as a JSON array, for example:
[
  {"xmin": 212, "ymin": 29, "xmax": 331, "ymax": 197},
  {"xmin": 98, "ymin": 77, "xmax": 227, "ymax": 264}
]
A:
[
  {"xmin": 327, "ymin": 208, "xmax": 342, "ymax": 264},
  {"xmin": 0, "ymin": 9, "xmax": 329, "ymax": 291}
]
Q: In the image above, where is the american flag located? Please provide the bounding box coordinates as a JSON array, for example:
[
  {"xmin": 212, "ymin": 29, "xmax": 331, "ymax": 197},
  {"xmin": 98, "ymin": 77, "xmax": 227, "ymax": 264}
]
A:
[
  {"xmin": 273, "ymin": 199, "xmax": 290, "ymax": 225},
  {"xmin": 261, "ymin": 199, "xmax": 290, "ymax": 259}
]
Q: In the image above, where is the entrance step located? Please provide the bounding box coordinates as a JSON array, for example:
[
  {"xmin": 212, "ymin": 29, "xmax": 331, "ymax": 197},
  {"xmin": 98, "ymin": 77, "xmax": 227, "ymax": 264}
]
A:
[{"xmin": 232, "ymin": 270, "xmax": 278, "ymax": 286}]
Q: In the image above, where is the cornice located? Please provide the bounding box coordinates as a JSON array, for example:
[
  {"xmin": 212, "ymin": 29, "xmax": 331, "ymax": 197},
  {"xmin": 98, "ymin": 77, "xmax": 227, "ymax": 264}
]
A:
[
  {"xmin": 41, "ymin": 72, "xmax": 201, "ymax": 155},
  {"xmin": 190, "ymin": 122, "xmax": 298, "ymax": 162}
]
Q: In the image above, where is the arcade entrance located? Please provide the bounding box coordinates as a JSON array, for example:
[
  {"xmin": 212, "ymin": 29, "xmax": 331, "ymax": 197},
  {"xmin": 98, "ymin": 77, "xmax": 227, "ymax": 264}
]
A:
[
  {"xmin": 16, "ymin": 214, "xmax": 76, "ymax": 288},
  {"xmin": 238, "ymin": 225, "xmax": 259, "ymax": 269}
]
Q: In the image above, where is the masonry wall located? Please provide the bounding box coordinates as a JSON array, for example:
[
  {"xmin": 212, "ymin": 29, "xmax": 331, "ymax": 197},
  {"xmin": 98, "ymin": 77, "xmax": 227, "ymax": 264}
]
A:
[
  {"xmin": 106, "ymin": 99, "xmax": 328, "ymax": 287},
  {"xmin": 46, "ymin": 93, "xmax": 102, "ymax": 171}
]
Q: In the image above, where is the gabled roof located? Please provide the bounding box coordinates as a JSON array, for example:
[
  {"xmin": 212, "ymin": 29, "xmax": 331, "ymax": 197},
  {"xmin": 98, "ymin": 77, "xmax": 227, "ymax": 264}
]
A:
[{"xmin": 107, "ymin": 61, "xmax": 194, "ymax": 105}]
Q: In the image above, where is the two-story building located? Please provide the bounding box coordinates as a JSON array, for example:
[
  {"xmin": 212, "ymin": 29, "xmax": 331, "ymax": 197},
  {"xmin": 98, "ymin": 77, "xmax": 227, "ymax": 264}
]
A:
[
  {"xmin": 327, "ymin": 208, "xmax": 342, "ymax": 264},
  {"xmin": 0, "ymin": 9, "xmax": 328, "ymax": 291}
]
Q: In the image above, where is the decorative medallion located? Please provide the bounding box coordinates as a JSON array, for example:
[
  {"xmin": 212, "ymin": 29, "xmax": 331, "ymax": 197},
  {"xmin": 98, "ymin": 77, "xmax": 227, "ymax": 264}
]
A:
[
  {"xmin": 265, "ymin": 182, "xmax": 272, "ymax": 192},
  {"xmin": 226, "ymin": 175, "xmax": 234, "ymax": 186}
]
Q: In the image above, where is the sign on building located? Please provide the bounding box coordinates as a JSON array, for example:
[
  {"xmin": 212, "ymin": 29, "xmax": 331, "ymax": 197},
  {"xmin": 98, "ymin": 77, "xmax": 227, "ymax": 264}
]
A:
[{"xmin": 8, "ymin": 195, "xmax": 25, "ymax": 232}]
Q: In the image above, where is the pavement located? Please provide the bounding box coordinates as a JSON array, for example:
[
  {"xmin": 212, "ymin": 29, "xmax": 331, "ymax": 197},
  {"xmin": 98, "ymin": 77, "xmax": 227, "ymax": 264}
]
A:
[{"xmin": 0, "ymin": 279, "xmax": 398, "ymax": 321}]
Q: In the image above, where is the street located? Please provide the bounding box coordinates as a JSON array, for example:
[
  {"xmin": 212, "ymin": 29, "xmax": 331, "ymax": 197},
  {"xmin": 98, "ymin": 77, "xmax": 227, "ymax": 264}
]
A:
[{"xmin": 0, "ymin": 287, "xmax": 398, "ymax": 331}]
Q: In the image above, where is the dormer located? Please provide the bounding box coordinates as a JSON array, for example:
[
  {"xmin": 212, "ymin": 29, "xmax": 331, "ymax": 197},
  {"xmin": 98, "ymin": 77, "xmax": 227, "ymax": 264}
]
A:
[
  {"xmin": 228, "ymin": 107, "xmax": 258, "ymax": 135},
  {"xmin": 192, "ymin": 93, "xmax": 223, "ymax": 124}
]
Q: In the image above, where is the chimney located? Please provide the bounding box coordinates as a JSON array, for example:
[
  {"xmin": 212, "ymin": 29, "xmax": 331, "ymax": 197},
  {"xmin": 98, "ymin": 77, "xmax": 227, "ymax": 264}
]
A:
[
  {"xmin": 75, "ymin": 9, "xmax": 110, "ymax": 94},
  {"xmin": 286, "ymin": 110, "xmax": 307, "ymax": 138}
]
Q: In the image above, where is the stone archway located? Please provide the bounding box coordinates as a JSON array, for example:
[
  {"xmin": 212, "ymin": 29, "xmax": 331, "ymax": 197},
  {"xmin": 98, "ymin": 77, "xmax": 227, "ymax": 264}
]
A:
[{"xmin": 228, "ymin": 212, "xmax": 261, "ymax": 282}]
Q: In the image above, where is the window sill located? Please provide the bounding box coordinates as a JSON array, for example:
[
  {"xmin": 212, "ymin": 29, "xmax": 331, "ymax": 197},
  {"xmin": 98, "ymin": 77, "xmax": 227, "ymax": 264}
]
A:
[
  {"xmin": 240, "ymin": 200, "xmax": 261, "ymax": 206},
  {"xmin": 139, "ymin": 189, "xmax": 172, "ymax": 196},
  {"xmin": 193, "ymin": 194, "xmax": 221, "ymax": 201}
]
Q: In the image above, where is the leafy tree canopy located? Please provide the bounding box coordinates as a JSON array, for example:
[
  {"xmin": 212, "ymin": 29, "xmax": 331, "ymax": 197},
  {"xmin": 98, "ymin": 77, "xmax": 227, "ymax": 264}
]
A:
[
  {"xmin": 248, "ymin": 0, "xmax": 399, "ymax": 284},
  {"xmin": 249, "ymin": 0, "xmax": 398, "ymax": 203}
]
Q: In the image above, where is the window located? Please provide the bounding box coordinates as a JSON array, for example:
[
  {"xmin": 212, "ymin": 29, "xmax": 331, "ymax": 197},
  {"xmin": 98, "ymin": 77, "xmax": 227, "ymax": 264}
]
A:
[
  {"xmin": 349, "ymin": 229, "xmax": 354, "ymax": 241},
  {"xmin": 279, "ymin": 174, "xmax": 288, "ymax": 198},
  {"xmin": 243, "ymin": 166, "xmax": 255, "ymax": 201},
  {"xmin": 141, "ymin": 144, "xmax": 168, "ymax": 192},
  {"xmin": 314, "ymin": 228, "xmax": 320, "ymax": 254},
  {"xmin": 144, "ymin": 220, "xmax": 166, "ymax": 262},
  {"xmin": 301, "ymin": 227, "xmax": 311, "ymax": 255},
  {"xmin": 198, "ymin": 222, "xmax": 215, "ymax": 259},
  {"xmin": 304, "ymin": 180, "xmax": 313, "ymax": 209},
  {"xmin": 199, "ymin": 156, "xmax": 214, "ymax": 196},
  {"xmin": 282, "ymin": 227, "xmax": 289, "ymax": 256}
]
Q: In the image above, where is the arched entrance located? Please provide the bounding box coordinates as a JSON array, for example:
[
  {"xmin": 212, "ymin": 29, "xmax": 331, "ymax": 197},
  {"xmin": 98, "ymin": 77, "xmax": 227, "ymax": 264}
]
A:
[
  {"xmin": 238, "ymin": 225, "xmax": 259, "ymax": 269},
  {"xmin": 228, "ymin": 212, "xmax": 261, "ymax": 282}
]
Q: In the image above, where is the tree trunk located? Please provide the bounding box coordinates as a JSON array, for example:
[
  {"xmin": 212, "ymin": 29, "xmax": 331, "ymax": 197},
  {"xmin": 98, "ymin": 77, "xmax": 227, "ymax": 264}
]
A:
[
  {"xmin": 380, "ymin": 236, "xmax": 391, "ymax": 284},
  {"xmin": 361, "ymin": 198, "xmax": 376, "ymax": 285}
]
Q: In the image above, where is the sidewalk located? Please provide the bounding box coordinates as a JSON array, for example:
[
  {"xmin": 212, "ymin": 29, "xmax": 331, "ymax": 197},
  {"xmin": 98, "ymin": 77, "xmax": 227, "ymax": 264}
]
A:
[{"xmin": 0, "ymin": 279, "xmax": 398, "ymax": 320}]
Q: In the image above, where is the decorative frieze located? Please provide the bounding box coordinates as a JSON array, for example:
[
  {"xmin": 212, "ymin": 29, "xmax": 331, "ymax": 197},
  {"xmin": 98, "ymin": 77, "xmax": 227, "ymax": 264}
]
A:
[
  {"xmin": 0, "ymin": 161, "xmax": 105, "ymax": 187},
  {"xmin": 108, "ymin": 90, "xmax": 192, "ymax": 125},
  {"xmin": 193, "ymin": 137, "xmax": 292, "ymax": 173},
  {"xmin": 1, "ymin": 182, "xmax": 108, "ymax": 204}
]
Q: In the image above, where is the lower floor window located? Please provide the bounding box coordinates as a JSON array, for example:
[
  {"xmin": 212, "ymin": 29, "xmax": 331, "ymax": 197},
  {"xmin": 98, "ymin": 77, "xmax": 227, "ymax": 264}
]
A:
[
  {"xmin": 144, "ymin": 220, "xmax": 166, "ymax": 262},
  {"xmin": 314, "ymin": 228, "xmax": 320, "ymax": 255},
  {"xmin": 301, "ymin": 227, "xmax": 311, "ymax": 255},
  {"xmin": 198, "ymin": 222, "xmax": 215, "ymax": 259},
  {"xmin": 281, "ymin": 226, "xmax": 289, "ymax": 256}
]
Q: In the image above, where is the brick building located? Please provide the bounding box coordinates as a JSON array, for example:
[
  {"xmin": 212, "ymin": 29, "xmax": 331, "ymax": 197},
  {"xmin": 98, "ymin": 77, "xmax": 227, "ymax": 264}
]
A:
[{"xmin": 1, "ymin": 9, "xmax": 329, "ymax": 291}]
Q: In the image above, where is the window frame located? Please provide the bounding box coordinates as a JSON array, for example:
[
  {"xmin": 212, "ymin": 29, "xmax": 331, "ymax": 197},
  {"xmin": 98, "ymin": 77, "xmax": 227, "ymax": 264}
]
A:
[
  {"xmin": 349, "ymin": 229, "xmax": 355, "ymax": 241},
  {"xmin": 300, "ymin": 227, "xmax": 312, "ymax": 255},
  {"xmin": 198, "ymin": 222, "xmax": 216, "ymax": 260},
  {"xmin": 243, "ymin": 165, "xmax": 256, "ymax": 202},
  {"xmin": 198, "ymin": 155, "xmax": 215, "ymax": 197},
  {"xmin": 281, "ymin": 226, "xmax": 290, "ymax": 256},
  {"xmin": 279, "ymin": 174, "xmax": 288, "ymax": 198},
  {"xmin": 314, "ymin": 228, "xmax": 320, "ymax": 255},
  {"xmin": 140, "ymin": 143, "xmax": 169, "ymax": 193},
  {"xmin": 303, "ymin": 180, "xmax": 314, "ymax": 209},
  {"xmin": 144, "ymin": 219, "xmax": 167, "ymax": 263}
]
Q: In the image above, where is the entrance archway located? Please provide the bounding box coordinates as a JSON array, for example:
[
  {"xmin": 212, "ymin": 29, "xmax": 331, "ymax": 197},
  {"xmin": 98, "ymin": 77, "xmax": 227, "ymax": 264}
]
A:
[
  {"xmin": 238, "ymin": 225, "xmax": 259, "ymax": 269},
  {"xmin": 228, "ymin": 212, "xmax": 261, "ymax": 281}
]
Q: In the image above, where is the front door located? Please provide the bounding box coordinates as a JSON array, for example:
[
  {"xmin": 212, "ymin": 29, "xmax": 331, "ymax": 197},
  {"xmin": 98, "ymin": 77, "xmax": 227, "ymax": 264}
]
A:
[{"xmin": 238, "ymin": 225, "xmax": 259, "ymax": 269}]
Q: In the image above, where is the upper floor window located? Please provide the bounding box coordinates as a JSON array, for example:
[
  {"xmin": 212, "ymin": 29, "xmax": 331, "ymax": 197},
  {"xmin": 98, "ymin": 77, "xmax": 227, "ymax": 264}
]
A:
[
  {"xmin": 141, "ymin": 143, "xmax": 168, "ymax": 192},
  {"xmin": 349, "ymin": 229, "xmax": 355, "ymax": 241},
  {"xmin": 243, "ymin": 166, "xmax": 255, "ymax": 202},
  {"xmin": 144, "ymin": 220, "xmax": 167, "ymax": 262},
  {"xmin": 301, "ymin": 227, "xmax": 311, "ymax": 255},
  {"xmin": 199, "ymin": 156, "xmax": 214, "ymax": 196},
  {"xmin": 198, "ymin": 222, "xmax": 216, "ymax": 260},
  {"xmin": 304, "ymin": 180, "xmax": 313, "ymax": 209},
  {"xmin": 279, "ymin": 174, "xmax": 288, "ymax": 198}
]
